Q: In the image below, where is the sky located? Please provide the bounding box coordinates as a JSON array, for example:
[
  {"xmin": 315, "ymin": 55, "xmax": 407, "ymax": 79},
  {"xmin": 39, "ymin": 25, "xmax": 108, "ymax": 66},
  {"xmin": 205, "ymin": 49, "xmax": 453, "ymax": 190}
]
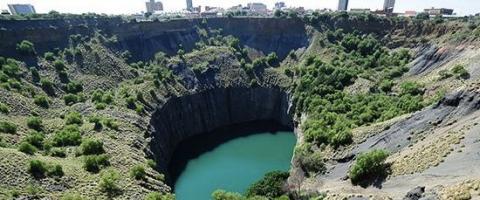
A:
[{"xmin": 1, "ymin": 0, "xmax": 479, "ymax": 16}]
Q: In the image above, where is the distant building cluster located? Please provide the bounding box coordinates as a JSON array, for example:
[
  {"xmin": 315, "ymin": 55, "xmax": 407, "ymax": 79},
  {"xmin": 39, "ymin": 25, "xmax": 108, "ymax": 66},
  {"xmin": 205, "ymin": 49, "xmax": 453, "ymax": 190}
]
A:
[{"xmin": 336, "ymin": 0, "xmax": 455, "ymax": 17}]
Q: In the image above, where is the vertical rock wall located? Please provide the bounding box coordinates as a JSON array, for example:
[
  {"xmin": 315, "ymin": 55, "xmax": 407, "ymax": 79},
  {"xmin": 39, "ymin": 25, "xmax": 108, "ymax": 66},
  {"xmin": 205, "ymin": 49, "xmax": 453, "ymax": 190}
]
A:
[{"xmin": 148, "ymin": 87, "xmax": 293, "ymax": 173}]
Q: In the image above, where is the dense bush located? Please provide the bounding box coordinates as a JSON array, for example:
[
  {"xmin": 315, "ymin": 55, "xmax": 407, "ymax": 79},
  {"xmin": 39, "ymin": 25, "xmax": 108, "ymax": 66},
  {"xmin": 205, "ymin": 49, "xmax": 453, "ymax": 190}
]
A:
[
  {"xmin": 44, "ymin": 52, "xmax": 55, "ymax": 61},
  {"xmin": 145, "ymin": 192, "xmax": 175, "ymax": 200},
  {"xmin": 49, "ymin": 148, "xmax": 66, "ymax": 158},
  {"xmin": 400, "ymin": 82, "xmax": 424, "ymax": 96},
  {"xmin": 18, "ymin": 142, "xmax": 37, "ymax": 155},
  {"xmin": 0, "ymin": 102, "xmax": 9, "ymax": 114},
  {"xmin": 99, "ymin": 169, "xmax": 121, "ymax": 195},
  {"xmin": 300, "ymin": 151, "xmax": 326, "ymax": 175},
  {"xmin": 88, "ymin": 115, "xmax": 103, "ymax": 130},
  {"xmin": 65, "ymin": 111, "xmax": 83, "ymax": 125},
  {"xmin": 349, "ymin": 149, "xmax": 389, "ymax": 185},
  {"xmin": 293, "ymin": 31, "xmax": 421, "ymax": 147},
  {"xmin": 80, "ymin": 139, "xmax": 104, "ymax": 155},
  {"xmin": 47, "ymin": 164, "xmax": 64, "ymax": 177},
  {"xmin": 53, "ymin": 60, "xmax": 66, "ymax": 71},
  {"xmin": 130, "ymin": 165, "xmax": 147, "ymax": 180},
  {"xmin": 16, "ymin": 40, "xmax": 36, "ymax": 55},
  {"xmin": 64, "ymin": 94, "xmax": 80, "ymax": 105},
  {"xmin": 28, "ymin": 160, "xmax": 47, "ymax": 178},
  {"xmin": 0, "ymin": 121, "xmax": 17, "ymax": 134},
  {"xmin": 52, "ymin": 125, "xmax": 82, "ymax": 146},
  {"xmin": 66, "ymin": 81, "xmax": 83, "ymax": 94},
  {"xmin": 40, "ymin": 79, "xmax": 55, "ymax": 96},
  {"xmin": 452, "ymin": 64, "xmax": 470, "ymax": 79},
  {"xmin": 212, "ymin": 190, "xmax": 245, "ymax": 200},
  {"xmin": 83, "ymin": 154, "xmax": 110, "ymax": 173},
  {"xmin": 23, "ymin": 131, "xmax": 45, "ymax": 149},
  {"xmin": 27, "ymin": 116, "xmax": 43, "ymax": 131},
  {"xmin": 246, "ymin": 171, "xmax": 289, "ymax": 198},
  {"xmin": 34, "ymin": 95, "xmax": 50, "ymax": 108}
]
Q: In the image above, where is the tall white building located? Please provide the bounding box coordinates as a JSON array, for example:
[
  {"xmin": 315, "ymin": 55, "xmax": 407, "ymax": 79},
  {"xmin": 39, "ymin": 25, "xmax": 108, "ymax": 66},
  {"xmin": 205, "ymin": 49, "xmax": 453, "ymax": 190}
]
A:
[
  {"xmin": 338, "ymin": 0, "xmax": 349, "ymax": 11},
  {"xmin": 146, "ymin": 0, "xmax": 163, "ymax": 13},
  {"xmin": 8, "ymin": 4, "xmax": 36, "ymax": 15},
  {"xmin": 383, "ymin": 0, "xmax": 395, "ymax": 12},
  {"xmin": 186, "ymin": 0, "xmax": 193, "ymax": 11}
]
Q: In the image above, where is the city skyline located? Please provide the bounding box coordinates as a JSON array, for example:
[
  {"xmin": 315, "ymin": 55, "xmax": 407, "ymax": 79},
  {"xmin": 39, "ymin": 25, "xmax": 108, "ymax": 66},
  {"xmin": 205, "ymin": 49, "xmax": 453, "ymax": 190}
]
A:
[{"xmin": 1, "ymin": 0, "xmax": 479, "ymax": 15}]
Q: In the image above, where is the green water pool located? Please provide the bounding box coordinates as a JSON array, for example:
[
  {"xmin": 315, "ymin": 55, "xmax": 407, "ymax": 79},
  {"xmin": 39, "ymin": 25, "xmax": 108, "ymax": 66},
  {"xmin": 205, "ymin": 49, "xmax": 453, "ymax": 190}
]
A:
[{"xmin": 173, "ymin": 131, "xmax": 296, "ymax": 200}]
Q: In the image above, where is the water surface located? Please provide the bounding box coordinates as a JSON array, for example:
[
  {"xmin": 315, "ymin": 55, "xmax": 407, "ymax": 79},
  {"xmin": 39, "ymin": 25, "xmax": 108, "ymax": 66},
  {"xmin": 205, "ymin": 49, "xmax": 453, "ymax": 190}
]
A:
[{"xmin": 174, "ymin": 131, "xmax": 296, "ymax": 200}]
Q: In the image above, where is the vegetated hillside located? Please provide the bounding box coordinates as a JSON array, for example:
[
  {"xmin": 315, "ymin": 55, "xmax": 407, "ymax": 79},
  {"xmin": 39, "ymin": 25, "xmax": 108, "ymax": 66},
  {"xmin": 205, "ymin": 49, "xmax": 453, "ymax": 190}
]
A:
[{"xmin": 0, "ymin": 13, "xmax": 480, "ymax": 200}]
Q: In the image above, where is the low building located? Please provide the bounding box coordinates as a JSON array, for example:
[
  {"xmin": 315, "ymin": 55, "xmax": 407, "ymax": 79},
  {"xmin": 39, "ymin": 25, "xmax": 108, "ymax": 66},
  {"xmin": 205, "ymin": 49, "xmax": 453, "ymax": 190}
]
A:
[
  {"xmin": 247, "ymin": 3, "xmax": 267, "ymax": 14},
  {"xmin": 424, "ymin": 8, "xmax": 454, "ymax": 16},
  {"xmin": 8, "ymin": 4, "xmax": 36, "ymax": 15},
  {"xmin": 404, "ymin": 10, "xmax": 417, "ymax": 17}
]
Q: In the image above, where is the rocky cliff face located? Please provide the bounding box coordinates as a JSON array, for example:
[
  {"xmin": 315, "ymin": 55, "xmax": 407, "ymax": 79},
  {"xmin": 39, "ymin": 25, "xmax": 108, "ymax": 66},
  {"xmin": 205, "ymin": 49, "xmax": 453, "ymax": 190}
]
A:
[
  {"xmin": 148, "ymin": 87, "xmax": 294, "ymax": 174},
  {"xmin": 0, "ymin": 17, "xmax": 308, "ymax": 61}
]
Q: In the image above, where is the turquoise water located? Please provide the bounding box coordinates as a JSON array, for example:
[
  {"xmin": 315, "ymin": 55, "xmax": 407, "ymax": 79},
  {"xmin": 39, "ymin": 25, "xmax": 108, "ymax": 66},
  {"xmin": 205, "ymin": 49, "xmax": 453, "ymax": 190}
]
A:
[{"xmin": 173, "ymin": 131, "xmax": 296, "ymax": 200}]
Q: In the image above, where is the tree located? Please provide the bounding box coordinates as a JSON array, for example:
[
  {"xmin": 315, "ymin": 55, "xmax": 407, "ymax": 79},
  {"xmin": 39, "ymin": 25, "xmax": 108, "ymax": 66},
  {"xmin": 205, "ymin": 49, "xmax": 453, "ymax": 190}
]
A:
[
  {"xmin": 16, "ymin": 40, "xmax": 36, "ymax": 55},
  {"xmin": 416, "ymin": 12, "xmax": 430, "ymax": 20},
  {"xmin": 349, "ymin": 149, "xmax": 389, "ymax": 186},
  {"xmin": 246, "ymin": 171, "xmax": 289, "ymax": 198},
  {"xmin": 99, "ymin": 169, "xmax": 121, "ymax": 196}
]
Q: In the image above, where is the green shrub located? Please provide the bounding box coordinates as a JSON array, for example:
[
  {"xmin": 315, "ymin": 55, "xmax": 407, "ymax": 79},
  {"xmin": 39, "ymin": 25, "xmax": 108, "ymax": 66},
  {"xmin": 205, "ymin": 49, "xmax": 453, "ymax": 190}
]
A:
[
  {"xmin": 212, "ymin": 190, "xmax": 244, "ymax": 200},
  {"xmin": 125, "ymin": 96, "xmax": 136, "ymax": 109},
  {"xmin": 53, "ymin": 60, "xmax": 66, "ymax": 71},
  {"xmin": 65, "ymin": 111, "xmax": 83, "ymax": 125},
  {"xmin": 64, "ymin": 94, "xmax": 79, "ymax": 105},
  {"xmin": 0, "ymin": 103, "xmax": 9, "ymax": 114},
  {"xmin": 452, "ymin": 64, "xmax": 470, "ymax": 79},
  {"xmin": 438, "ymin": 69, "xmax": 453, "ymax": 80},
  {"xmin": 300, "ymin": 151, "xmax": 326, "ymax": 175},
  {"xmin": 18, "ymin": 142, "xmax": 37, "ymax": 155},
  {"xmin": 88, "ymin": 115, "xmax": 103, "ymax": 130},
  {"xmin": 246, "ymin": 171, "xmax": 289, "ymax": 198},
  {"xmin": 349, "ymin": 149, "xmax": 389, "ymax": 185},
  {"xmin": 0, "ymin": 121, "xmax": 17, "ymax": 134},
  {"xmin": 40, "ymin": 79, "xmax": 55, "ymax": 96},
  {"xmin": 103, "ymin": 118, "xmax": 119, "ymax": 130},
  {"xmin": 16, "ymin": 40, "xmax": 36, "ymax": 55},
  {"xmin": 145, "ymin": 192, "xmax": 175, "ymax": 200},
  {"xmin": 80, "ymin": 139, "xmax": 104, "ymax": 155},
  {"xmin": 30, "ymin": 68, "xmax": 40, "ymax": 82},
  {"xmin": 34, "ymin": 95, "xmax": 50, "ymax": 108},
  {"xmin": 400, "ymin": 81, "xmax": 423, "ymax": 96},
  {"xmin": 95, "ymin": 102, "xmax": 107, "ymax": 110},
  {"xmin": 66, "ymin": 81, "xmax": 83, "ymax": 94},
  {"xmin": 99, "ymin": 169, "xmax": 121, "ymax": 195},
  {"xmin": 379, "ymin": 79, "xmax": 394, "ymax": 93},
  {"xmin": 52, "ymin": 125, "xmax": 82, "ymax": 146},
  {"xmin": 266, "ymin": 52, "xmax": 279, "ymax": 67},
  {"xmin": 28, "ymin": 159, "xmax": 47, "ymax": 178},
  {"xmin": 50, "ymin": 148, "xmax": 66, "ymax": 158},
  {"xmin": 44, "ymin": 52, "xmax": 55, "ymax": 61},
  {"xmin": 27, "ymin": 116, "xmax": 43, "ymax": 131},
  {"xmin": 83, "ymin": 154, "xmax": 110, "ymax": 173},
  {"xmin": 47, "ymin": 164, "xmax": 64, "ymax": 177},
  {"xmin": 146, "ymin": 159, "xmax": 156, "ymax": 168},
  {"xmin": 24, "ymin": 131, "xmax": 45, "ymax": 149},
  {"xmin": 130, "ymin": 165, "xmax": 146, "ymax": 180}
]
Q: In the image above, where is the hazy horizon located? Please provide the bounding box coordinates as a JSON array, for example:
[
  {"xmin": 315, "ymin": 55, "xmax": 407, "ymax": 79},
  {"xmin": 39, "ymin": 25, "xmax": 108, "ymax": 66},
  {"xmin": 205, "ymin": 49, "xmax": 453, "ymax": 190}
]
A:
[{"xmin": 1, "ymin": 0, "xmax": 479, "ymax": 16}]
